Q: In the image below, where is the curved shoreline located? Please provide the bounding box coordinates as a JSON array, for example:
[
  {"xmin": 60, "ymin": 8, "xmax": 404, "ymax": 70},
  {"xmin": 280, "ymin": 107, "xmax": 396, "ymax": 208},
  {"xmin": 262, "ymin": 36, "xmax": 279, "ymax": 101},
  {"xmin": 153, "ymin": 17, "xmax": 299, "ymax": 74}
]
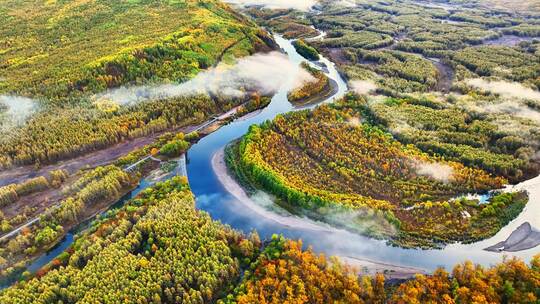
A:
[
  {"xmin": 212, "ymin": 147, "xmax": 334, "ymax": 233},
  {"xmin": 191, "ymin": 31, "xmax": 537, "ymax": 274},
  {"xmin": 211, "ymin": 147, "xmax": 425, "ymax": 278},
  {"xmin": 290, "ymin": 78, "xmax": 339, "ymax": 108}
]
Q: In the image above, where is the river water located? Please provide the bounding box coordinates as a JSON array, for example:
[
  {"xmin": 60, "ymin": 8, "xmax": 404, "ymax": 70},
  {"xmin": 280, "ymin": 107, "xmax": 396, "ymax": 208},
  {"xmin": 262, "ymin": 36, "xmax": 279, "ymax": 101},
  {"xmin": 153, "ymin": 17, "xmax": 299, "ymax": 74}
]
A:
[
  {"xmin": 187, "ymin": 34, "xmax": 540, "ymax": 272},
  {"xmin": 19, "ymin": 33, "xmax": 539, "ymax": 282}
]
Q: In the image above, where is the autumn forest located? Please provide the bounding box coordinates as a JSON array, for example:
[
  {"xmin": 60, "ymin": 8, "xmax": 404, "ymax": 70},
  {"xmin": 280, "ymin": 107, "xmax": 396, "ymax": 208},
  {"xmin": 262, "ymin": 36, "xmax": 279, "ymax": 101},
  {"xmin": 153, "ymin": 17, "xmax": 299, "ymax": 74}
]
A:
[{"xmin": 0, "ymin": 0, "xmax": 539, "ymax": 303}]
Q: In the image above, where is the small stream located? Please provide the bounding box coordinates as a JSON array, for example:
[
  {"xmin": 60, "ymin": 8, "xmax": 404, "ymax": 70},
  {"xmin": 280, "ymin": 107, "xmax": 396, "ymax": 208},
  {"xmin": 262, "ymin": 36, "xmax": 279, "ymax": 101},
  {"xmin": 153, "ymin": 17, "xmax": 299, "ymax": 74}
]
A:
[{"xmin": 20, "ymin": 159, "xmax": 184, "ymax": 278}]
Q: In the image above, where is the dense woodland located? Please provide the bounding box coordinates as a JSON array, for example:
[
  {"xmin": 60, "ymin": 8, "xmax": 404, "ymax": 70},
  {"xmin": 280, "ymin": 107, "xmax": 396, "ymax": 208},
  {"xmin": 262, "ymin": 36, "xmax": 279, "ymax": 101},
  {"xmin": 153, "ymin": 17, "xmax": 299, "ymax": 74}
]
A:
[
  {"xmin": 0, "ymin": 177, "xmax": 260, "ymax": 303},
  {"xmin": 0, "ymin": 165, "xmax": 137, "ymax": 285},
  {"xmin": 0, "ymin": 0, "xmax": 272, "ymax": 103},
  {"xmin": 224, "ymin": 236, "xmax": 539, "ymax": 304},
  {"xmin": 0, "ymin": 0, "xmax": 276, "ymax": 169},
  {"xmin": 293, "ymin": 39, "xmax": 320, "ymax": 61},
  {"xmin": 368, "ymin": 96, "xmax": 539, "ymax": 181},
  {"xmin": 0, "ymin": 0, "xmax": 539, "ymax": 302},
  {"xmin": 248, "ymin": 0, "xmax": 540, "ymax": 94},
  {"xmin": 0, "ymin": 123, "xmax": 207, "ymax": 285},
  {"xmin": 229, "ymin": 95, "xmax": 530, "ymax": 248},
  {"xmin": 0, "ymin": 180, "xmax": 537, "ymax": 303}
]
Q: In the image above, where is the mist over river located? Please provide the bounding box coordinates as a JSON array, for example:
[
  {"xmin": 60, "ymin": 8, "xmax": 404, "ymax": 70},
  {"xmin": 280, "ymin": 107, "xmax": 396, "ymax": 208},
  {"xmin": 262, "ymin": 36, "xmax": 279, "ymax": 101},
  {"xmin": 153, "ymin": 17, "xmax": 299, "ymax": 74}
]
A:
[
  {"xmin": 187, "ymin": 34, "xmax": 540, "ymax": 271},
  {"xmin": 20, "ymin": 33, "xmax": 540, "ymax": 282}
]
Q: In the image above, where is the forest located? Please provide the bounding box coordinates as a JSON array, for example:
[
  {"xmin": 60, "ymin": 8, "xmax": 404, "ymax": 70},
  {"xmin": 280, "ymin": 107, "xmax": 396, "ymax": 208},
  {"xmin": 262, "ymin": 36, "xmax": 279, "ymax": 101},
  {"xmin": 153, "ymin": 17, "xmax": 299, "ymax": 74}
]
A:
[
  {"xmin": 0, "ymin": 170, "xmax": 69, "ymax": 235},
  {"xmin": 229, "ymin": 94, "xmax": 530, "ymax": 248},
  {"xmin": 293, "ymin": 39, "xmax": 320, "ymax": 60},
  {"xmin": 0, "ymin": 165, "xmax": 138, "ymax": 285},
  {"xmin": 0, "ymin": 123, "xmax": 206, "ymax": 286},
  {"xmin": 368, "ymin": 96, "xmax": 539, "ymax": 182},
  {"xmin": 1, "ymin": 180, "xmax": 537, "ymax": 303},
  {"xmin": 287, "ymin": 63, "xmax": 333, "ymax": 105},
  {"xmin": 0, "ymin": 0, "xmax": 539, "ymax": 302},
  {"xmin": 0, "ymin": 0, "xmax": 276, "ymax": 169},
  {"xmin": 223, "ymin": 236, "xmax": 539, "ymax": 304},
  {"xmin": 0, "ymin": 177, "xmax": 257, "ymax": 302},
  {"xmin": 0, "ymin": 0, "xmax": 272, "ymax": 103},
  {"xmin": 247, "ymin": 0, "xmax": 540, "ymax": 94}
]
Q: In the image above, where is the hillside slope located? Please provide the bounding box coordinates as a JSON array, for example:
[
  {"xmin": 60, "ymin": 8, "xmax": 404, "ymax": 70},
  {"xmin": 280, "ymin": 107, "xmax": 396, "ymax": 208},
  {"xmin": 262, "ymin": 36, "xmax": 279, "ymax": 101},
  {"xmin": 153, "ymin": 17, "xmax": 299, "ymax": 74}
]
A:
[
  {"xmin": 0, "ymin": 0, "xmax": 273, "ymax": 104},
  {"xmin": 0, "ymin": 0, "xmax": 275, "ymax": 169}
]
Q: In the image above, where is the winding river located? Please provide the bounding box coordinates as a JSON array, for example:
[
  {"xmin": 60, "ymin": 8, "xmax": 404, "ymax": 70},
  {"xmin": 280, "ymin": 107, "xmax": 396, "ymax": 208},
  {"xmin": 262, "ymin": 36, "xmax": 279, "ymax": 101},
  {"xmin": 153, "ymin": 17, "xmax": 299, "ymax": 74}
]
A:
[
  {"xmin": 187, "ymin": 34, "xmax": 540, "ymax": 272},
  {"xmin": 19, "ymin": 33, "xmax": 539, "ymax": 282}
]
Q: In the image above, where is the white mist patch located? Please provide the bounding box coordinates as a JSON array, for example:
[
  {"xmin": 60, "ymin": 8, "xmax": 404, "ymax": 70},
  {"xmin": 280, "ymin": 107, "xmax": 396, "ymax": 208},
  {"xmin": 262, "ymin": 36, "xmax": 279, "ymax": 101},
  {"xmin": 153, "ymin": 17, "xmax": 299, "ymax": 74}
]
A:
[
  {"xmin": 320, "ymin": 206, "xmax": 397, "ymax": 237},
  {"xmin": 464, "ymin": 100, "xmax": 540, "ymax": 125},
  {"xmin": 488, "ymin": 101, "xmax": 540, "ymax": 124},
  {"xmin": 96, "ymin": 52, "xmax": 315, "ymax": 106},
  {"xmin": 466, "ymin": 78, "xmax": 540, "ymax": 101},
  {"xmin": 387, "ymin": 118, "xmax": 413, "ymax": 135},
  {"xmin": 347, "ymin": 116, "xmax": 362, "ymax": 127},
  {"xmin": 225, "ymin": 0, "xmax": 316, "ymax": 11},
  {"xmin": 334, "ymin": 0, "xmax": 356, "ymax": 7},
  {"xmin": 414, "ymin": 160, "xmax": 454, "ymax": 183},
  {"xmin": 0, "ymin": 95, "xmax": 38, "ymax": 129},
  {"xmin": 350, "ymin": 80, "xmax": 377, "ymax": 95}
]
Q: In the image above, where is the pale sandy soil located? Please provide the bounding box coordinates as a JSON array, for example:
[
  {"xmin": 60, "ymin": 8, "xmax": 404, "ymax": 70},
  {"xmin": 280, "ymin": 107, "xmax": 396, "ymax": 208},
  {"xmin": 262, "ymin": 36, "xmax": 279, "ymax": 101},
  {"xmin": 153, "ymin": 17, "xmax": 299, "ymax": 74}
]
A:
[
  {"xmin": 339, "ymin": 256, "xmax": 425, "ymax": 280},
  {"xmin": 212, "ymin": 148, "xmax": 333, "ymax": 232},
  {"xmin": 212, "ymin": 147, "xmax": 425, "ymax": 279}
]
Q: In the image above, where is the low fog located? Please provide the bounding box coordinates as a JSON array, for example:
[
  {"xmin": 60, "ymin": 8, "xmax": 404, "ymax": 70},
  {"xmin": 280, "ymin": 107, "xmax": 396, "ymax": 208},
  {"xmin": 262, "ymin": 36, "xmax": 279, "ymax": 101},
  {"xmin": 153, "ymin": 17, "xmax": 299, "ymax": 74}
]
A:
[
  {"xmin": 414, "ymin": 160, "xmax": 454, "ymax": 183},
  {"xmin": 0, "ymin": 95, "xmax": 37, "ymax": 132},
  {"xmin": 334, "ymin": 0, "xmax": 357, "ymax": 8},
  {"xmin": 350, "ymin": 80, "xmax": 377, "ymax": 95},
  {"xmin": 466, "ymin": 78, "xmax": 540, "ymax": 101},
  {"xmin": 96, "ymin": 52, "xmax": 315, "ymax": 106},
  {"xmin": 225, "ymin": 0, "xmax": 316, "ymax": 11},
  {"xmin": 241, "ymin": 188, "xmax": 397, "ymax": 237},
  {"xmin": 388, "ymin": 118, "xmax": 413, "ymax": 135},
  {"xmin": 489, "ymin": 101, "xmax": 540, "ymax": 124},
  {"xmin": 466, "ymin": 100, "xmax": 540, "ymax": 125}
]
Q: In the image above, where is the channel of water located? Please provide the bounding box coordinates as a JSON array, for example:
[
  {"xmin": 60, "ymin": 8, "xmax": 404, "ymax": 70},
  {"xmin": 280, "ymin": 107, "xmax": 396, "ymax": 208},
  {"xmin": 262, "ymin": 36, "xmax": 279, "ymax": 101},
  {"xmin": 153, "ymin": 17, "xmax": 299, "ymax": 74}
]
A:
[{"xmin": 19, "ymin": 33, "xmax": 539, "ymax": 284}]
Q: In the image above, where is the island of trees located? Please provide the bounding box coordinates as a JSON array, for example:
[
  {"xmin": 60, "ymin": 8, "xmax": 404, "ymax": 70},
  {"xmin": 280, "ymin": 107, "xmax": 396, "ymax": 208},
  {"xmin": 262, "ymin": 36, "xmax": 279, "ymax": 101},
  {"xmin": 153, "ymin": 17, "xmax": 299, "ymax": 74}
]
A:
[{"xmin": 228, "ymin": 94, "xmax": 531, "ymax": 248}]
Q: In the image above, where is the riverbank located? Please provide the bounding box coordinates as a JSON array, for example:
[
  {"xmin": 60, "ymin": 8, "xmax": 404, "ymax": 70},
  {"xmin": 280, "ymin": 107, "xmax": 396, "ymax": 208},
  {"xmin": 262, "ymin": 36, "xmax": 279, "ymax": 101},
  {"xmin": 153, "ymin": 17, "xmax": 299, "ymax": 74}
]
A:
[
  {"xmin": 0, "ymin": 102, "xmax": 249, "ymax": 188},
  {"xmin": 0, "ymin": 99, "xmax": 254, "ymax": 234},
  {"xmin": 212, "ymin": 147, "xmax": 424, "ymax": 279},
  {"xmin": 292, "ymin": 78, "xmax": 338, "ymax": 107},
  {"xmin": 0, "ymin": 96, "xmax": 273, "ymax": 288},
  {"xmin": 0, "ymin": 172, "xmax": 140, "ymax": 287},
  {"xmin": 212, "ymin": 148, "xmax": 332, "ymax": 233},
  {"xmin": 339, "ymin": 256, "xmax": 425, "ymax": 280}
]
